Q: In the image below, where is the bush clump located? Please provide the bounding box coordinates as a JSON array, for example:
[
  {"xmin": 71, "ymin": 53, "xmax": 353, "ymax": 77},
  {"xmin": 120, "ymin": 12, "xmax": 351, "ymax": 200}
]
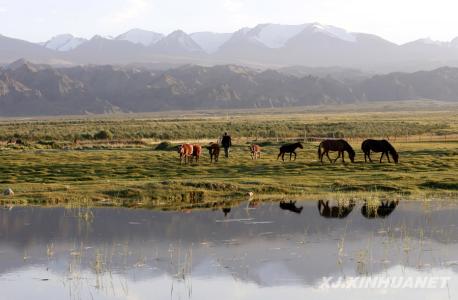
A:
[
  {"xmin": 94, "ymin": 130, "xmax": 113, "ymax": 140},
  {"xmin": 155, "ymin": 141, "xmax": 175, "ymax": 151}
]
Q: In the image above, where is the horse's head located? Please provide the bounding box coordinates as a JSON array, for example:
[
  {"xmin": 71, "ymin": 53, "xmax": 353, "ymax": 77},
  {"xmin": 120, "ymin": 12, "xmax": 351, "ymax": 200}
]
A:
[
  {"xmin": 297, "ymin": 142, "xmax": 303, "ymax": 149},
  {"xmin": 392, "ymin": 151, "xmax": 399, "ymax": 163},
  {"xmin": 348, "ymin": 148, "xmax": 355, "ymax": 163},
  {"xmin": 177, "ymin": 145, "xmax": 184, "ymax": 154}
]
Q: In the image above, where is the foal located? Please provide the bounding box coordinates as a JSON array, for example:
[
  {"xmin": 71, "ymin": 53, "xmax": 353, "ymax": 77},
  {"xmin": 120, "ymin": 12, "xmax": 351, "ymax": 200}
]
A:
[{"xmin": 250, "ymin": 144, "xmax": 262, "ymax": 160}]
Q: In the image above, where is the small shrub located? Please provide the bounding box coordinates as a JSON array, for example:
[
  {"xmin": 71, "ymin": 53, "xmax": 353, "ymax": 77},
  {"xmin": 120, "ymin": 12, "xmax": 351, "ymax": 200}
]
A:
[
  {"xmin": 94, "ymin": 130, "xmax": 113, "ymax": 140},
  {"xmin": 155, "ymin": 141, "xmax": 174, "ymax": 151}
]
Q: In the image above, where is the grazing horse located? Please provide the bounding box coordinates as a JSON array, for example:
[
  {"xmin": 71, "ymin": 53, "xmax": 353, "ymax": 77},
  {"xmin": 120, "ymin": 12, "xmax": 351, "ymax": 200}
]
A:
[
  {"xmin": 277, "ymin": 142, "xmax": 303, "ymax": 161},
  {"xmin": 191, "ymin": 144, "xmax": 202, "ymax": 163},
  {"xmin": 206, "ymin": 143, "xmax": 220, "ymax": 163},
  {"xmin": 318, "ymin": 139, "xmax": 355, "ymax": 164},
  {"xmin": 280, "ymin": 201, "xmax": 303, "ymax": 214},
  {"xmin": 317, "ymin": 200, "xmax": 355, "ymax": 218},
  {"xmin": 178, "ymin": 144, "xmax": 194, "ymax": 164},
  {"xmin": 361, "ymin": 139, "xmax": 399, "ymax": 163},
  {"xmin": 250, "ymin": 144, "xmax": 262, "ymax": 160},
  {"xmin": 361, "ymin": 200, "xmax": 399, "ymax": 219}
]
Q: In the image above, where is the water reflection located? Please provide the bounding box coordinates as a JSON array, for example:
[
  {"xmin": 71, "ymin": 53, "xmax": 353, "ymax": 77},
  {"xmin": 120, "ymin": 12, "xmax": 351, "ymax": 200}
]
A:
[
  {"xmin": 0, "ymin": 200, "xmax": 458, "ymax": 300},
  {"xmin": 279, "ymin": 201, "xmax": 303, "ymax": 214},
  {"xmin": 222, "ymin": 207, "xmax": 231, "ymax": 217},
  {"xmin": 361, "ymin": 200, "xmax": 399, "ymax": 218},
  {"xmin": 317, "ymin": 199, "xmax": 355, "ymax": 218}
]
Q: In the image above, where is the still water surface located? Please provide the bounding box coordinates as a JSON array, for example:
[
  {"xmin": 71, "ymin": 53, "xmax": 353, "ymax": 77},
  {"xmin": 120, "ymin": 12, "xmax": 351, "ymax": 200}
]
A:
[{"xmin": 1, "ymin": 200, "xmax": 458, "ymax": 299}]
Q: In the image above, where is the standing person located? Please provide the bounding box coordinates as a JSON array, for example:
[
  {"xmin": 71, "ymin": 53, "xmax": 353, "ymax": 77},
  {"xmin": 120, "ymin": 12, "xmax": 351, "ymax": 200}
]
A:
[{"xmin": 221, "ymin": 132, "xmax": 232, "ymax": 158}]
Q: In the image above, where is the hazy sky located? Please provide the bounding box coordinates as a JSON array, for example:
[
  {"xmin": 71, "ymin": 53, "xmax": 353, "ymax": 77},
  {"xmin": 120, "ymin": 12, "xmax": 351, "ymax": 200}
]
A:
[{"xmin": 1, "ymin": 0, "xmax": 457, "ymax": 44}]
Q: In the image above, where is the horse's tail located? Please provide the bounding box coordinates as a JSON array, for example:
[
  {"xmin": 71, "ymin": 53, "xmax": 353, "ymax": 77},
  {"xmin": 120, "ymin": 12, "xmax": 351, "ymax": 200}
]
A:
[{"xmin": 317, "ymin": 143, "xmax": 322, "ymax": 160}]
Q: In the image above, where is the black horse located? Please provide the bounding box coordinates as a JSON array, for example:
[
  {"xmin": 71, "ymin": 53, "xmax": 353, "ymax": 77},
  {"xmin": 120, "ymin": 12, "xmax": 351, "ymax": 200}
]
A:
[
  {"xmin": 277, "ymin": 142, "xmax": 303, "ymax": 161},
  {"xmin": 317, "ymin": 200, "xmax": 356, "ymax": 218},
  {"xmin": 361, "ymin": 200, "xmax": 399, "ymax": 218},
  {"xmin": 279, "ymin": 201, "xmax": 303, "ymax": 214},
  {"xmin": 318, "ymin": 139, "xmax": 355, "ymax": 164},
  {"xmin": 361, "ymin": 139, "xmax": 399, "ymax": 163}
]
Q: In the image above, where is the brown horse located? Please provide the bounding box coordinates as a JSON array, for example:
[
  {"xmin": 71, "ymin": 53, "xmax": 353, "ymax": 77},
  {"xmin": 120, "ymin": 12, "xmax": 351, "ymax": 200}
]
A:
[
  {"xmin": 250, "ymin": 144, "xmax": 262, "ymax": 160},
  {"xmin": 361, "ymin": 139, "xmax": 399, "ymax": 163},
  {"xmin": 191, "ymin": 144, "xmax": 202, "ymax": 163},
  {"xmin": 206, "ymin": 143, "xmax": 220, "ymax": 163},
  {"xmin": 178, "ymin": 144, "xmax": 193, "ymax": 164},
  {"xmin": 318, "ymin": 139, "xmax": 355, "ymax": 164},
  {"xmin": 277, "ymin": 142, "xmax": 303, "ymax": 161},
  {"xmin": 317, "ymin": 200, "xmax": 355, "ymax": 219}
]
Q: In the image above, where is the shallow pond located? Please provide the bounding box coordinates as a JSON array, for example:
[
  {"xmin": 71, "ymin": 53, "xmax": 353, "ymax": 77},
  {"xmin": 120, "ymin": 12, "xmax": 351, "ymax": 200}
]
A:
[{"xmin": 1, "ymin": 200, "xmax": 458, "ymax": 299}]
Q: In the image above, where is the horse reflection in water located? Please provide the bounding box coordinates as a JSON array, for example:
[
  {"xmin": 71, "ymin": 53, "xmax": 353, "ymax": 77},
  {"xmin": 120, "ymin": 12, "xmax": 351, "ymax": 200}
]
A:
[
  {"xmin": 222, "ymin": 207, "xmax": 231, "ymax": 217},
  {"xmin": 317, "ymin": 200, "xmax": 356, "ymax": 218},
  {"xmin": 279, "ymin": 201, "xmax": 303, "ymax": 214},
  {"xmin": 361, "ymin": 200, "xmax": 399, "ymax": 218}
]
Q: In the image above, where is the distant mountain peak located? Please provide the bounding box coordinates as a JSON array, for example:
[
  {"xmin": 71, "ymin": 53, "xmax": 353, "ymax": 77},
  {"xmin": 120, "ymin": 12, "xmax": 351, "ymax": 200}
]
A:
[
  {"xmin": 115, "ymin": 28, "xmax": 164, "ymax": 46},
  {"xmin": 307, "ymin": 23, "xmax": 356, "ymax": 42},
  {"xmin": 154, "ymin": 30, "xmax": 204, "ymax": 53},
  {"xmin": 43, "ymin": 34, "xmax": 87, "ymax": 51}
]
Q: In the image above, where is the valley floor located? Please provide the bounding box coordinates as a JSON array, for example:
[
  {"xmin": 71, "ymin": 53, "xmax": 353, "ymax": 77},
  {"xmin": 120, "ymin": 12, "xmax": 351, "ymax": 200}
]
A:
[
  {"xmin": 0, "ymin": 141, "xmax": 456, "ymax": 210},
  {"xmin": 0, "ymin": 104, "xmax": 457, "ymax": 209}
]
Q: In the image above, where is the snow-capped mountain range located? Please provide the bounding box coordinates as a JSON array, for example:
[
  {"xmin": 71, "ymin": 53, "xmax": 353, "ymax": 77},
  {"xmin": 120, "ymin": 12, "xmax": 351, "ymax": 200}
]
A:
[
  {"xmin": 2, "ymin": 22, "xmax": 458, "ymax": 72},
  {"xmin": 40, "ymin": 23, "xmax": 362, "ymax": 53}
]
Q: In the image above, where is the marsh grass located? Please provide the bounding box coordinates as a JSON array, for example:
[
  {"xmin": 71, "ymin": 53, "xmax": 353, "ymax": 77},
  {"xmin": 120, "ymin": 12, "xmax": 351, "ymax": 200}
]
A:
[{"xmin": 0, "ymin": 109, "xmax": 456, "ymax": 209}]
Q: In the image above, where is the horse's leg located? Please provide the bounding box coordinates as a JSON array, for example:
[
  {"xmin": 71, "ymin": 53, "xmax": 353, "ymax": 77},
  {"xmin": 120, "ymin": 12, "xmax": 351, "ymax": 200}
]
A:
[
  {"xmin": 342, "ymin": 151, "xmax": 346, "ymax": 163},
  {"xmin": 387, "ymin": 152, "xmax": 391, "ymax": 163},
  {"xmin": 289, "ymin": 152, "xmax": 292, "ymax": 160},
  {"xmin": 379, "ymin": 152, "xmax": 384, "ymax": 163},
  {"xmin": 277, "ymin": 152, "xmax": 282, "ymax": 160},
  {"xmin": 293, "ymin": 151, "xmax": 297, "ymax": 161},
  {"xmin": 368, "ymin": 152, "xmax": 373, "ymax": 163},
  {"xmin": 333, "ymin": 152, "xmax": 341, "ymax": 164},
  {"xmin": 326, "ymin": 151, "xmax": 333, "ymax": 163},
  {"xmin": 282, "ymin": 152, "xmax": 285, "ymax": 161}
]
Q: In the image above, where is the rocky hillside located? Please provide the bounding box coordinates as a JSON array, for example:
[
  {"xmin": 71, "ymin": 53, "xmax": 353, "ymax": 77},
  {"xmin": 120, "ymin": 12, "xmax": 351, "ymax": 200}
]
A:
[{"xmin": 1, "ymin": 60, "xmax": 457, "ymax": 116}]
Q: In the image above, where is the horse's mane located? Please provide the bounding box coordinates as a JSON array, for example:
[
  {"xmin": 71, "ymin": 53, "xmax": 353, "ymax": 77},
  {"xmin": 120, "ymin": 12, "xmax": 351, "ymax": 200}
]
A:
[
  {"xmin": 384, "ymin": 140, "xmax": 397, "ymax": 154},
  {"xmin": 344, "ymin": 140, "xmax": 355, "ymax": 154}
]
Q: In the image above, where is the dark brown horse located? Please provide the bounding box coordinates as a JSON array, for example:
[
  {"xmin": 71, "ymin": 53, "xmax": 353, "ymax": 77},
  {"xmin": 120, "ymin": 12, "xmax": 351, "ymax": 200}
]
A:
[
  {"xmin": 317, "ymin": 200, "xmax": 355, "ymax": 218},
  {"xmin": 361, "ymin": 200, "xmax": 399, "ymax": 219},
  {"xmin": 250, "ymin": 144, "xmax": 262, "ymax": 160},
  {"xmin": 206, "ymin": 143, "xmax": 220, "ymax": 162},
  {"xmin": 279, "ymin": 201, "xmax": 303, "ymax": 214},
  {"xmin": 361, "ymin": 139, "xmax": 399, "ymax": 163},
  {"xmin": 277, "ymin": 142, "xmax": 303, "ymax": 161},
  {"xmin": 318, "ymin": 139, "xmax": 355, "ymax": 164}
]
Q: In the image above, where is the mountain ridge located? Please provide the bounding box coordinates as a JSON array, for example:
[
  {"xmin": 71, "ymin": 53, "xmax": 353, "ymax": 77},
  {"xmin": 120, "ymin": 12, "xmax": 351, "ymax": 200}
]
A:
[
  {"xmin": 2, "ymin": 23, "xmax": 458, "ymax": 72},
  {"xmin": 1, "ymin": 59, "xmax": 458, "ymax": 117}
]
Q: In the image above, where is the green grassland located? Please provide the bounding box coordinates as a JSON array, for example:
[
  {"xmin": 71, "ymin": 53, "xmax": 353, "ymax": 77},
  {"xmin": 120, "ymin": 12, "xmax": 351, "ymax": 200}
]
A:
[{"xmin": 0, "ymin": 101, "xmax": 457, "ymax": 209}]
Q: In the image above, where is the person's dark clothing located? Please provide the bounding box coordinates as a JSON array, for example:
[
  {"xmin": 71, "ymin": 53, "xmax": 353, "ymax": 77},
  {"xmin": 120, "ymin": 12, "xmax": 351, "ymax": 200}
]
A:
[
  {"xmin": 221, "ymin": 134, "xmax": 232, "ymax": 158},
  {"xmin": 221, "ymin": 135, "xmax": 232, "ymax": 148}
]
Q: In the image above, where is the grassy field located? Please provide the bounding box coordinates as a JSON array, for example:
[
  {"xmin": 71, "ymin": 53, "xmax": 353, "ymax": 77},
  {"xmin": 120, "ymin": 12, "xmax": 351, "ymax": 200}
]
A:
[{"xmin": 0, "ymin": 102, "xmax": 457, "ymax": 210}]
